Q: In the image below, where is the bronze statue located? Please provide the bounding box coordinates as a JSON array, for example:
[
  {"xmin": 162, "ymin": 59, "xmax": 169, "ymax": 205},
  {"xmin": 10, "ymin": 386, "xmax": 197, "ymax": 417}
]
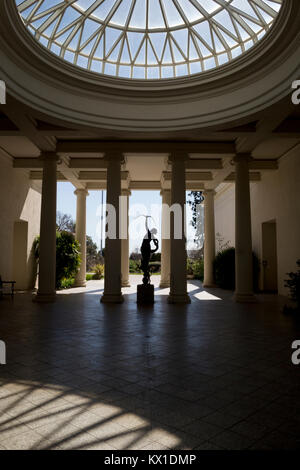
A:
[{"xmin": 140, "ymin": 216, "xmax": 159, "ymax": 285}]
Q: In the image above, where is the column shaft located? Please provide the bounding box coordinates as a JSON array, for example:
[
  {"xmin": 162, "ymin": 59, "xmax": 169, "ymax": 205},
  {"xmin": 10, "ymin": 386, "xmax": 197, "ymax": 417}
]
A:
[
  {"xmin": 101, "ymin": 154, "xmax": 124, "ymax": 303},
  {"xmin": 168, "ymin": 155, "xmax": 190, "ymax": 304},
  {"xmin": 121, "ymin": 190, "xmax": 130, "ymax": 288},
  {"xmin": 234, "ymin": 155, "xmax": 256, "ymax": 302},
  {"xmin": 203, "ymin": 190, "xmax": 216, "ymax": 287},
  {"xmin": 74, "ymin": 189, "xmax": 88, "ymax": 287},
  {"xmin": 35, "ymin": 153, "xmax": 58, "ymax": 302},
  {"xmin": 160, "ymin": 189, "xmax": 171, "ymax": 288}
]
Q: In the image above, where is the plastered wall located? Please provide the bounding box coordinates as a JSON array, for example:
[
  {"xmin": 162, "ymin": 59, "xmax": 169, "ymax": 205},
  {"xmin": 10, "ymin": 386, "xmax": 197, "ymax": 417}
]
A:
[
  {"xmin": 0, "ymin": 154, "xmax": 41, "ymax": 290},
  {"xmin": 215, "ymin": 149, "xmax": 300, "ymax": 296}
]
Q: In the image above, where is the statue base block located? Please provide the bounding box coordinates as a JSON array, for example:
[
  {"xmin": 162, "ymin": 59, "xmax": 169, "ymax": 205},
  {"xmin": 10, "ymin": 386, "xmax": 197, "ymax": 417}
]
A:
[{"xmin": 137, "ymin": 284, "xmax": 154, "ymax": 304}]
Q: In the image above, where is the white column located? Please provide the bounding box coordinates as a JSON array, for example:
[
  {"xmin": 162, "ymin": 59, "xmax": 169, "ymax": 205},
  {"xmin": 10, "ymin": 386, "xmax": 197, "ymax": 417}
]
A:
[
  {"xmin": 101, "ymin": 153, "xmax": 124, "ymax": 303},
  {"xmin": 160, "ymin": 189, "xmax": 171, "ymax": 288},
  {"xmin": 35, "ymin": 152, "xmax": 58, "ymax": 302},
  {"xmin": 234, "ymin": 154, "xmax": 256, "ymax": 302},
  {"xmin": 121, "ymin": 189, "xmax": 131, "ymax": 288},
  {"xmin": 74, "ymin": 189, "xmax": 89, "ymax": 287},
  {"xmin": 203, "ymin": 189, "xmax": 216, "ymax": 287},
  {"xmin": 168, "ymin": 154, "xmax": 191, "ymax": 304}
]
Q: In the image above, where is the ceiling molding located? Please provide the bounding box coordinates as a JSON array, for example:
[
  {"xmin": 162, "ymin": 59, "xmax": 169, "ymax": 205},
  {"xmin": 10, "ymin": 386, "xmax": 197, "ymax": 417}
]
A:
[
  {"xmin": 58, "ymin": 141, "xmax": 235, "ymax": 155},
  {"xmin": 1, "ymin": 1, "xmax": 299, "ymax": 132}
]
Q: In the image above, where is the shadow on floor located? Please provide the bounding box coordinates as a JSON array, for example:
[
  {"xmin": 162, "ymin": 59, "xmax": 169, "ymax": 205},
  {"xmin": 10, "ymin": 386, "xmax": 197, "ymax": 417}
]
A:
[{"xmin": 0, "ymin": 277, "xmax": 299, "ymax": 450}]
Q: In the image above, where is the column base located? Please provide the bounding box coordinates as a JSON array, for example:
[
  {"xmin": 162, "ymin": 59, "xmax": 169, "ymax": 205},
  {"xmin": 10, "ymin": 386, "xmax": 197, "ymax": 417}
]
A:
[
  {"xmin": 121, "ymin": 281, "xmax": 131, "ymax": 288},
  {"xmin": 101, "ymin": 293, "xmax": 124, "ymax": 304},
  {"xmin": 233, "ymin": 292, "xmax": 258, "ymax": 303},
  {"xmin": 159, "ymin": 281, "xmax": 170, "ymax": 288},
  {"xmin": 74, "ymin": 280, "xmax": 86, "ymax": 288},
  {"xmin": 203, "ymin": 282, "xmax": 216, "ymax": 288},
  {"xmin": 168, "ymin": 293, "xmax": 191, "ymax": 304},
  {"xmin": 33, "ymin": 292, "xmax": 56, "ymax": 303}
]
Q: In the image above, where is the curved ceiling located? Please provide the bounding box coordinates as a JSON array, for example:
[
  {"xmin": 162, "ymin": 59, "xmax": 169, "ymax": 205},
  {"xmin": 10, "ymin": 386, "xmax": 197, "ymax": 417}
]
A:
[{"xmin": 16, "ymin": 0, "xmax": 282, "ymax": 80}]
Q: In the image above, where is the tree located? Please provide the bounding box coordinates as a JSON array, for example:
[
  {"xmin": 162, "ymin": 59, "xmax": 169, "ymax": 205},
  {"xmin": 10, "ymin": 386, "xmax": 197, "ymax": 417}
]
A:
[
  {"xmin": 33, "ymin": 231, "xmax": 81, "ymax": 289},
  {"xmin": 86, "ymin": 235, "xmax": 103, "ymax": 271},
  {"xmin": 130, "ymin": 248, "xmax": 141, "ymax": 261},
  {"xmin": 56, "ymin": 211, "xmax": 75, "ymax": 233},
  {"xmin": 187, "ymin": 191, "xmax": 204, "ymax": 250}
]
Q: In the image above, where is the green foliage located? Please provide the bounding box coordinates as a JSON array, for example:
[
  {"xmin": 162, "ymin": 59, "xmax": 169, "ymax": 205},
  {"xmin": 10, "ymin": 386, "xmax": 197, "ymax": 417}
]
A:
[
  {"xmin": 149, "ymin": 261, "xmax": 161, "ymax": 273},
  {"xmin": 214, "ymin": 247, "xmax": 235, "ymax": 289},
  {"xmin": 213, "ymin": 247, "xmax": 259, "ymax": 291},
  {"xmin": 187, "ymin": 259, "xmax": 194, "ymax": 276},
  {"xmin": 86, "ymin": 274, "xmax": 94, "ymax": 281},
  {"xmin": 187, "ymin": 191, "xmax": 204, "ymax": 248},
  {"xmin": 193, "ymin": 259, "xmax": 204, "ymax": 281},
  {"xmin": 55, "ymin": 232, "xmax": 81, "ymax": 289},
  {"xmin": 86, "ymin": 235, "xmax": 103, "ymax": 271},
  {"xmin": 284, "ymin": 260, "xmax": 300, "ymax": 311},
  {"xmin": 129, "ymin": 259, "xmax": 142, "ymax": 273},
  {"xmin": 151, "ymin": 252, "xmax": 161, "ymax": 262},
  {"xmin": 187, "ymin": 259, "xmax": 204, "ymax": 280},
  {"xmin": 130, "ymin": 250, "xmax": 141, "ymax": 261},
  {"xmin": 33, "ymin": 231, "xmax": 81, "ymax": 290},
  {"xmin": 60, "ymin": 278, "xmax": 75, "ymax": 289},
  {"xmin": 187, "ymin": 191, "xmax": 204, "ymax": 229},
  {"xmin": 92, "ymin": 264, "xmax": 104, "ymax": 280}
]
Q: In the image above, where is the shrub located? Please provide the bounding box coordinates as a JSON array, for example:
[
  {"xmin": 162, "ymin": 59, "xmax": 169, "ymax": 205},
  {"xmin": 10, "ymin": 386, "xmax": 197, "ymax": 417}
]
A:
[
  {"xmin": 92, "ymin": 264, "xmax": 104, "ymax": 280},
  {"xmin": 149, "ymin": 261, "xmax": 161, "ymax": 273},
  {"xmin": 86, "ymin": 273, "xmax": 94, "ymax": 281},
  {"xmin": 187, "ymin": 259, "xmax": 194, "ymax": 276},
  {"xmin": 60, "ymin": 278, "xmax": 75, "ymax": 289},
  {"xmin": 129, "ymin": 259, "xmax": 141, "ymax": 273},
  {"xmin": 193, "ymin": 259, "xmax": 204, "ymax": 281},
  {"xmin": 213, "ymin": 247, "xmax": 259, "ymax": 291},
  {"xmin": 33, "ymin": 232, "xmax": 81, "ymax": 290},
  {"xmin": 55, "ymin": 232, "xmax": 81, "ymax": 289},
  {"xmin": 151, "ymin": 252, "xmax": 161, "ymax": 262},
  {"xmin": 186, "ymin": 259, "xmax": 204, "ymax": 281},
  {"xmin": 214, "ymin": 247, "xmax": 235, "ymax": 289},
  {"xmin": 284, "ymin": 260, "xmax": 300, "ymax": 313}
]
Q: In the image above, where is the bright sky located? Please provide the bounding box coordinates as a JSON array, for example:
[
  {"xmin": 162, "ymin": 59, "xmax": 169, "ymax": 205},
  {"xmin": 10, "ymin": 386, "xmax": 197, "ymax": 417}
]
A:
[{"xmin": 57, "ymin": 182, "xmax": 199, "ymax": 254}]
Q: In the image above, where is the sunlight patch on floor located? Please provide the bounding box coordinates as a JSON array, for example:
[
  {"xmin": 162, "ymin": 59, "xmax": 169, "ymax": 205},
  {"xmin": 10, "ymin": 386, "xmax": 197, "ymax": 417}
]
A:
[
  {"xmin": 0, "ymin": 380, "xmax": 181, "ymax": 450},
  {"xmin": 194, "ymin": 291, "xmax": 221, "ymax": 301}
]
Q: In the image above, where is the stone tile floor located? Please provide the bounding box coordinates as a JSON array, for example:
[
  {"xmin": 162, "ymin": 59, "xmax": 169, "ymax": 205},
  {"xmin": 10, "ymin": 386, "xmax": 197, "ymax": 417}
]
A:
[{"xmin": 0, "ymin": 276, "xmax": 299, "ymax": 450}]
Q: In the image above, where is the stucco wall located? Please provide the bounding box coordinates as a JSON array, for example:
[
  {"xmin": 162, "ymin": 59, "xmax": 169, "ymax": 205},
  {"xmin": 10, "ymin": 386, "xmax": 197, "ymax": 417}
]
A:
[
  {"xmin": 214, "ymin": 184, "xmax": 235, "ymax": 252},
  {"xmin": 214, "ymin": 149, "xmax": 300, "ymax": 296},
  {"xmin": 0, "ymin": 153, "xmax": 41, "ymax": 290}
]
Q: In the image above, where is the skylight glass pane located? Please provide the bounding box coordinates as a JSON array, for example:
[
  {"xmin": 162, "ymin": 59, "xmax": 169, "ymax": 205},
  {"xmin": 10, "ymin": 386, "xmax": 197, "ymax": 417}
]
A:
[{"xmin": 15, "ymin": 0, "xmax": 283, "ymax": 80}]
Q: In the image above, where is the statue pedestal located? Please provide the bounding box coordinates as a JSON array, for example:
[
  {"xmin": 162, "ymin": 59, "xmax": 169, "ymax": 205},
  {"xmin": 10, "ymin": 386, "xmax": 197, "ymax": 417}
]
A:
[{"xmin": 137, "ymin": 284, "xmax": 154, "ymax": 304}]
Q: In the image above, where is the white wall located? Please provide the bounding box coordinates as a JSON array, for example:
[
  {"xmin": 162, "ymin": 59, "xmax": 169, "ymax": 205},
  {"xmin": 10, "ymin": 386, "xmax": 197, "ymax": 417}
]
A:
[
  {"xmin": 251, "ymin": 149, "xmax": 300, "ymax": 295},
  {"xmin": 215, "ymin": 149, "xmax": 300, "ymax": 296},
  {"xmin": 214, "ymin": 183, "xmax": 235, "ymax": 251},
  {"xmin": 0, "ymin": 153, "xmax": 41, "ymax": 290}
]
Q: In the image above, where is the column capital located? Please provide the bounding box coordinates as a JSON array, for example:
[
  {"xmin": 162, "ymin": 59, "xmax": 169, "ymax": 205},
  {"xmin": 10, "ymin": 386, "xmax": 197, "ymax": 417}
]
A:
[
  {"xmin": 203, "ymin": 189, "xmax": 216, "ymax": 197},
  {"xmin": 104, "ymin": 152, "xmax": 125, "ymax": 164},
  {"xmin": 160, "ymin": 171, "xmax": 171, "ymax": 190},
  {"xmin": 39, "ymin": 152, "xmax": 60, "ymax": 161},
  {"xmin": 74, "ymin": 188, "xmax": 89, "ymax": 197},
  {"xmin": 168, "ymin": 152, "xmax": 189, "ymax": 164},
  {"xmin": 160, "ymin": 188, "xmax": 171, "ymax": 197},
  {"xmin": 121, "ymin": 189, "xmax": 131, "ymax": 196},
  {"xmin": 233, "ymin": 153, "xmax": 253, "ymax": 163}
]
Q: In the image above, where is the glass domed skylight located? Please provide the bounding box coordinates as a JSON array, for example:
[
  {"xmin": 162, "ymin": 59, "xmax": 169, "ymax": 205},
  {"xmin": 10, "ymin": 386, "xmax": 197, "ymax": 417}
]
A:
[{"xmin": 16, "ymin": 0, "xmax": 282, "ymax": 80}]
